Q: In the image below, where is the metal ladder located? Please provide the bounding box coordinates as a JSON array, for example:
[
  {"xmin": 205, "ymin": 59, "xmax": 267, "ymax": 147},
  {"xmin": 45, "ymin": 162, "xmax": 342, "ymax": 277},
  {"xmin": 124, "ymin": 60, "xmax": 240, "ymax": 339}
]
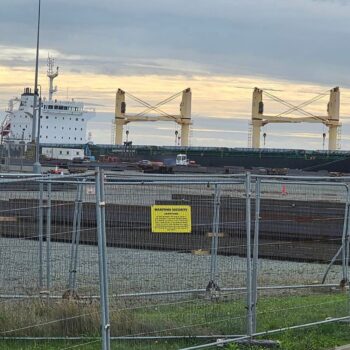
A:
[
  {"xmin": 247, "ymin": 122, "xmax": 253, "ymax": 147},
  {"xmin": 337, "ymin": 124, "xmax": 342, "ymax": 150}
]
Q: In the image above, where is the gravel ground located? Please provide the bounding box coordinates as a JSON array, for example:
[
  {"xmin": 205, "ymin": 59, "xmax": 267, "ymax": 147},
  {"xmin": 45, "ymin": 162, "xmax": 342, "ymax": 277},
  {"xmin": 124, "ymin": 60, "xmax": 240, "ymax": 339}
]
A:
[{"xmin": 0, "ymin": 237, "xmax": 343, "ymax": 297}]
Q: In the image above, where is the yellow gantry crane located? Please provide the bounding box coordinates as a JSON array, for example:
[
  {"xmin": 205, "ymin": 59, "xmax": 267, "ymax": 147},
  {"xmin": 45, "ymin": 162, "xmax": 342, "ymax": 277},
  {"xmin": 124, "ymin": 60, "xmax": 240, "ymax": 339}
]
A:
[
  {"xmin": 114, "ymin": 88, "xmax": 192, "ymax": 146},
  {"xmin": 251, "ymin": 87, "xmax": 341, "ymax": 150}
]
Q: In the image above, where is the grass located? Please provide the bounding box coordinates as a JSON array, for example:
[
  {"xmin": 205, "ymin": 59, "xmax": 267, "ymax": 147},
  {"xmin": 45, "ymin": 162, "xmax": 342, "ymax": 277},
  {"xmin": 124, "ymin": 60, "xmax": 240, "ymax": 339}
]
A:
[{"xmin": 1, "ymin": 291, "xmax": 350, "ymax": 349}]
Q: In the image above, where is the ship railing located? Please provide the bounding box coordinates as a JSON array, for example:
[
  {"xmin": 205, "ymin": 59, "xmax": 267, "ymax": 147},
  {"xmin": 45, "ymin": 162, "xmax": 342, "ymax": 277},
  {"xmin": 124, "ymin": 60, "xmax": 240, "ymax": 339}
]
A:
[{"xmin": 83, "ymin": 107, "xmax": 96, "ymax": 114}]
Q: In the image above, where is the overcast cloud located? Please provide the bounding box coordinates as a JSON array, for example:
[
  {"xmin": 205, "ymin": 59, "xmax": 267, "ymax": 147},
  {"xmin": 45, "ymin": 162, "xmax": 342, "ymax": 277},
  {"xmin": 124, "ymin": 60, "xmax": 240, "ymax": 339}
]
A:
[
  {"xmin": 1, "ymin": 0, "xmax": 350, "ymax": 149},
  {"xmin": 0, "ymin": 0, "xmax": 350, "ymax": 85}
]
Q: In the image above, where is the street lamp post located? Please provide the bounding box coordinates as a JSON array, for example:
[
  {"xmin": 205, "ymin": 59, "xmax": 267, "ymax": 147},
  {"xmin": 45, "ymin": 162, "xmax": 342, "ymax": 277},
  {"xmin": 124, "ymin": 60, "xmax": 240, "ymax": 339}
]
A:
[{"xmin": 32, "ymin": 0, "xmax": 42, "ymax": 174}]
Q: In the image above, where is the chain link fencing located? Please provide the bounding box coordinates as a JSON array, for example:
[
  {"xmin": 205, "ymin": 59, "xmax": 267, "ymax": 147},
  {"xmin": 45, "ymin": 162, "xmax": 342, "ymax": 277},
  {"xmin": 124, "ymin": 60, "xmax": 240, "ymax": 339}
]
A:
[{"xmin": 0, "ymin": 171, "xmax": 350, "ymax": 350}]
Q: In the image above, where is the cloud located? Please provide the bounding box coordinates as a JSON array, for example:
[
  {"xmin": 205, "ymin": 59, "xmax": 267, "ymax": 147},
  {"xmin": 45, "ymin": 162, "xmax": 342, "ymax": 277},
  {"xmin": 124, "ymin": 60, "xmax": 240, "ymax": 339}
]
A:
[
  {"xmin": 0, "ymin": 0, "xmax": 350, "ymax": 86},
  {"xmin": 2, "ymin": 1, "xmax": 350, "ymax": 150}
]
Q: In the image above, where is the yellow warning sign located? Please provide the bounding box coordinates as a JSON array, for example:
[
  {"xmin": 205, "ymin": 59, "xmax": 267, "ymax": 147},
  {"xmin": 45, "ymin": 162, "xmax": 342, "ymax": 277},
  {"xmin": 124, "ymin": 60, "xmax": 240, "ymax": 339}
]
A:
[{"xmin": 151, "ymin": 205, "xmax": 192, "ymax": 233}]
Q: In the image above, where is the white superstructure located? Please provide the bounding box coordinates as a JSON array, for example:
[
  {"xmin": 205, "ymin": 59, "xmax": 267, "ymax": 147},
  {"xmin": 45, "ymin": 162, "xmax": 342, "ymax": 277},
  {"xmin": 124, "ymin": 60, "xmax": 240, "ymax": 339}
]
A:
[{"xmin": 1, "ymin": 57, "xmax": 95, "ymax": 145}]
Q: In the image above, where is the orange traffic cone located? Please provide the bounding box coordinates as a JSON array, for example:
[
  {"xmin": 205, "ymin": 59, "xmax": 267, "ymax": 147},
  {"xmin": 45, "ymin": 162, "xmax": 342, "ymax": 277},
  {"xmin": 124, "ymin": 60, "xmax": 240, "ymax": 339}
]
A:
[{"xmin": 281, "ymin": 184, "xmax": 288, "ymax": 196}]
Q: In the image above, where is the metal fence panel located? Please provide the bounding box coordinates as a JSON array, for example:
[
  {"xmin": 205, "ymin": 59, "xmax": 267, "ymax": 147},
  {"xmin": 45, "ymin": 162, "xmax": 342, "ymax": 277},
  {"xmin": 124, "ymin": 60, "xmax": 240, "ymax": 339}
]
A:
[
  {"xmin": 102, "ymin": 178, "xmax": 249, "ymax": 348},
  {"xmin": 1, "ymin": 173, "xmax": 350, "ymax": 350},
  {"xmin": 253, "ymin": 179, "xmax": 350, "ymax": 336},
  {"xmin": 0, "ymin": 174, "xmax": 109, "ymax": 349}
]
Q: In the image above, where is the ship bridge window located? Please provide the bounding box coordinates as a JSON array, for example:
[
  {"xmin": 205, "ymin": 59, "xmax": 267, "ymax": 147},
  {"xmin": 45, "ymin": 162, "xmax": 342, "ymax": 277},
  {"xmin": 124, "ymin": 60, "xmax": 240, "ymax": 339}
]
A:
[
  {"xmin": 46, "ymin": 116, "xmax": 49, "ymax": 119},
  {"xmin": 59, "ymin": 106, "xmax": 64, "ymax": 110},
  {"xmin": 54, "ymin": 106, "xmax": 58, "ymax": 109},
  {"xmin": 48, "ymin": 105, "xmax": 53, "ymax": 109},
  {"xmin": 63, "ymin": 106, "xmax": 68, "ymax": 110}
]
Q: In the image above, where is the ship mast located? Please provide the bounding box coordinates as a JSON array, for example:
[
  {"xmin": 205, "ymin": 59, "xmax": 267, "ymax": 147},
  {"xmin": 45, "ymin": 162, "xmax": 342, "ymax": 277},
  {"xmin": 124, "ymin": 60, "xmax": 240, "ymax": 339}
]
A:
[{"xmin": 47, "ymin": 56, "xmax": 59, "ymax": 100}]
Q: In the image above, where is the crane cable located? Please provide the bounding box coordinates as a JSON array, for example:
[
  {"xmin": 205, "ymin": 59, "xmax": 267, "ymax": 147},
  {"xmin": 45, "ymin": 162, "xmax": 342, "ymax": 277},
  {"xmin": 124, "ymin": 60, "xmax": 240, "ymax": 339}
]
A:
[
  {"xmin": 133, "ymin": 91, "xmax": 183, "ymax": 120},
  {"xmin": 264, "ymin": 90, "xmax": 318, "ymax": 118},
  {"xmin": 125, "ymin": 90, "xmax": 183, "ymax": 121},
  {"xmin": 273, "ymin": 90, "xmax": 329, "ymax": 118},
  {"xmin": 263, "ymin": 89, "xmax": 329, "ymax": 122}
]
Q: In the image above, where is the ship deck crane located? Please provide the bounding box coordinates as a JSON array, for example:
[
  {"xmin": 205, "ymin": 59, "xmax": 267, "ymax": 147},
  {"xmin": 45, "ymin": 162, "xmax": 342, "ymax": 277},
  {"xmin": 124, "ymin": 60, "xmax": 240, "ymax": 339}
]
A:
[
  {"xmin": 114, "ymin": 88, "xmax": 192, "ymax": 147},
  {"xmin": 251, "ymin": 87, "xmax": 340, "ymax": 150}
]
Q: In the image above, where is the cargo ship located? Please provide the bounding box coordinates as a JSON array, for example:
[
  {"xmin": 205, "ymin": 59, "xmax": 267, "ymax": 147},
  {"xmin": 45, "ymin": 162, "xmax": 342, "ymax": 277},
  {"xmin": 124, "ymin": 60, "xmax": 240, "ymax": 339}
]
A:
[
  {"xmin": 0, "ymin": 57, "xmax": 95, "ymax": 145},
  {"xmin": 101, "ymin": 145, "xmax": 350, "ymax": 172},
  {"xmin": 56, "ymin": 143, "xmax": 350, "ymax": 173}
]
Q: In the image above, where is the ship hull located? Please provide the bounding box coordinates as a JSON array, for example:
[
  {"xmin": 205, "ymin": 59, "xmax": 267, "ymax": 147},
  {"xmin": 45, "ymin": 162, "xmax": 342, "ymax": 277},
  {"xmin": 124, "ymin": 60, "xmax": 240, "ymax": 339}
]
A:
[{"xmin": 88, "ymin": 144, "xmax": 350, "ymax": 173}]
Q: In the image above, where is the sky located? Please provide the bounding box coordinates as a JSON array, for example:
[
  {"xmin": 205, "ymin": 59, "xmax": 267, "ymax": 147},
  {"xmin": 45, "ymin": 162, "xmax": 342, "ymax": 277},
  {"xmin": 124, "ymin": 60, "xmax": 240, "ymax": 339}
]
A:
[{"xmin": 1, "ymin": 0, "xmax": 350, "ymax": 149}]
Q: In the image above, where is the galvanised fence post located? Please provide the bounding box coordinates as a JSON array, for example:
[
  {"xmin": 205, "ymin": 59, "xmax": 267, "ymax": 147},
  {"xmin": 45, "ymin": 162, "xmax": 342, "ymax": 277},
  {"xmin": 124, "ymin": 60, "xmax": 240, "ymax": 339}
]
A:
[
  {"xmin": 209, "ymin": 184, "xmax": 221, "ymax": 291},
  {"xmin": 46, "ymin": 182, "xmax": 52, "ymax": 291},
  {"xmin": 68, "ymin": 182, "xmax": 80, "ymax": 291},
  {"xmin": 95, "ymin": 168, "xmax": 110, "ymax": 350},
  {"xmin": 100, "ymin": 169, "xmax": 110, "ymax": 349},
  {"xmin": 245, "ymin": 172, "xmax": 253, "ymax": 337},
  {"xmin": 341, "ymin": 187, "xmax": 350, "ymax": 282},
  {"xmin": 251, "ymin": 177, "xmax": 261, "ymax": 333},
  {"xmin": 72, "ymin": 181, "xmax": 84, "ymax": 291},
  {"xmin": 69, "ymin": 181, "xmax": 84, "ymax": 292},
  {"xmin": 38, "ymin": 181, "xmax": 44, "ymax": 289}
]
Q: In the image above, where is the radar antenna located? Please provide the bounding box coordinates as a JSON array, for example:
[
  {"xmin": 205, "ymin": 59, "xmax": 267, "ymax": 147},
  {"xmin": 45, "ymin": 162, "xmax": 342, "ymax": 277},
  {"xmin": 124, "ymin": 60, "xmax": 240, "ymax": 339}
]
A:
[{"xmin": 47, "ymin": 55, "xmax": 59, "ymax": 100}]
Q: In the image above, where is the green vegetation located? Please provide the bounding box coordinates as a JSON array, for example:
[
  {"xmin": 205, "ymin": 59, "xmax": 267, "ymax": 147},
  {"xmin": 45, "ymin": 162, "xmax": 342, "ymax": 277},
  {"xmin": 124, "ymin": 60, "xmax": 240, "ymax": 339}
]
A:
[{"xmin": 1, "ymin": 292, "xmax": 350, "ymax": 349}]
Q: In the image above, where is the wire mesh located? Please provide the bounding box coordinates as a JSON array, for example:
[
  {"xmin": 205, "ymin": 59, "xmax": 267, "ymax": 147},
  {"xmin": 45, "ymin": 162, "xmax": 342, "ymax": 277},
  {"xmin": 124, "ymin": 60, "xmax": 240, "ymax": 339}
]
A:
[
  {"xmin": 1, "ymin": 173, "xmax": 350, "ymax": 350},
  {"xmin": 253, "ymin": 179, "xmax": 350, "ymax": 336},
  {"xmin": 0, "ymin": 174, "xmax": 106, "ymax": 350},
  {"xmin": 102, "ymin": 179, "xmax": 249, "ymax": 349}
]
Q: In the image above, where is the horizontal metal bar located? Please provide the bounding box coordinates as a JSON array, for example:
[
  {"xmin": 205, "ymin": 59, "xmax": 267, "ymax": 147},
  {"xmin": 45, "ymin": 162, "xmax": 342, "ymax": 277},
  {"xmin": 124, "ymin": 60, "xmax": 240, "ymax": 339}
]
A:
[
  {"xmin": 256, "ymin": 174, "xmax": 350, "ymax": 181},
  {"xmin": 180, "ymin": 316, "xmax": 350, "ymax": 350},
  {"xmin": 0, "ymin": 284, "xmax": 337, "ymax": 301},
  {"xmin": 0, "ymin": 294, "xmax": 100, "ymax": 300},
  {"xmin": 104, "ymin": 181, "xmax": 245, "ymax": 186},
  {"xmin": 260, "ymin": 180, "xmax": 349, "ymax": 188},
  {"xmin": 106, "ymin": 173, "xmax": 246, "ymax": 179},
  {"xmin": 0, "ymin": 335, "xmax": 245, "ymax": 341}
]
